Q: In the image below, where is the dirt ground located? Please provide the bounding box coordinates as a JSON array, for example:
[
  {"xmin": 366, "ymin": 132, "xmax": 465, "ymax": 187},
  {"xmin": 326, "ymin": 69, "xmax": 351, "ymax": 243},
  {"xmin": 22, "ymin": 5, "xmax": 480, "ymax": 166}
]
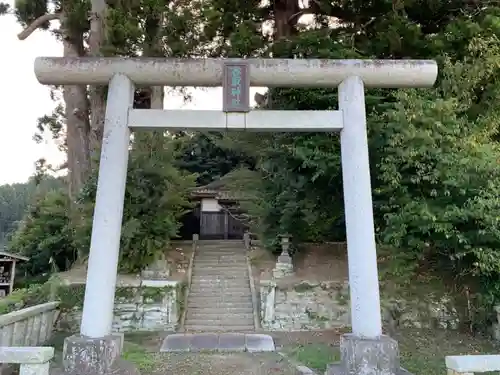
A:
[
  {"xmin": 128, "ymin": 352, "xmax": 300, "ymax": 375},
  {"xmin": 249, "ymin": 242, "xmax": 348, "ymax": 284}
]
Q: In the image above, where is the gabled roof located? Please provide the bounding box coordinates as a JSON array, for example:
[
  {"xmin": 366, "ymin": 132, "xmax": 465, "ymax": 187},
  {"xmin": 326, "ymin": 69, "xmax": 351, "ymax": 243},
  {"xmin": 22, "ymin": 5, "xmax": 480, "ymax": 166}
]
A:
[
  {"xmin": 0, "ymin": 251, "xmax": 29, "ymax": 261},
  {"xmin": 191, "ymin": 169, "xmax": 257, "ymax": 201}
]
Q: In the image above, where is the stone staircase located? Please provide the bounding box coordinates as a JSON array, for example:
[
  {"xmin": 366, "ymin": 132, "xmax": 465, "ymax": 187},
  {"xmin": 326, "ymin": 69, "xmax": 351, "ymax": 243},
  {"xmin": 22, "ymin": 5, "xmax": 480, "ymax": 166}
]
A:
[{"xmin": 184, "ymin": 240, "xmax": 255, "ymax": 332}]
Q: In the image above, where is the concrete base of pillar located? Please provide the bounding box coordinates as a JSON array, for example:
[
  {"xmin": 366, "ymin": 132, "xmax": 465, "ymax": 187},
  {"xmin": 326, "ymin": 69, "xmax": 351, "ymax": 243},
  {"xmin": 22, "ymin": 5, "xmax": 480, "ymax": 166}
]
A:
[
  {"xmin": 62, "ymin": 334, "xmax": 128, "ymax": 375},
  {"xmin": 326, "ymin": 334, "xmax": 411, "ymax": 375}
]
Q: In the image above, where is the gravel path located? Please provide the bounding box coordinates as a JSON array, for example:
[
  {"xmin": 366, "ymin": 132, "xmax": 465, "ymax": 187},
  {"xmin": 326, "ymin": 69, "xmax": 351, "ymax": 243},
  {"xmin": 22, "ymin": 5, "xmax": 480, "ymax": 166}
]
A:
[{"xmin": 144, "ymin": 352, "xmax": 300, "ymax": 375}]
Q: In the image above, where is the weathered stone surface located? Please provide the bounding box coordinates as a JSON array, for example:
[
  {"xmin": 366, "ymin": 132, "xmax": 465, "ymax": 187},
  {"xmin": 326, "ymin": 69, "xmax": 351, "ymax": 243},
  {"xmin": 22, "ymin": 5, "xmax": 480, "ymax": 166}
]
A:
[
  {"xmin": 446, "ymin": 355, "xmax": 500, "ymax": 373},
  {"xmin": 245, "ymin": 334, "xmax": 275, "ymax": 352},
  {"xmin": 259, "ymin": 279, "xmax": 460, "ymax": 331},
  {"xmin": 331, "ymin": 334, "xmax": 399, "ymax": 375},
  {"xmin": 218, "ymin": 333, "xmax": 246, "ymax": 352},
  {"xmin": 0, "ymin": 347, "xmax": 54, "ymax": 364},
  {"xmin": 160, "ymin": 334, "xmax": 191, "ymax": 352},
  {"xmin": 190, "ymin": 333, "xmax": 219, "ymax": 352},
  {"xmin": 62, "ymin": 334, "xmax": 122, "ymax": 375},
  {"xmin": 61, "ymin": 280, "xmax": 182, "ymax": 332},
  {"xmin": 19, "ymin": 362, "xmax": 50, "ymax": 375},
  {"xmin": 160, "ymin": 333, "xmax": 275, "ymax": 353}
]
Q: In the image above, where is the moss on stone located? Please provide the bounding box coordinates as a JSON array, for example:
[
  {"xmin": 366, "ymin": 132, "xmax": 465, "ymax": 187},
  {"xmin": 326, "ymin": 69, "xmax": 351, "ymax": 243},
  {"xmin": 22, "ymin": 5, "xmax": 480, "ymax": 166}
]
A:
[
  {"xmin": 176, "ymin": 282, "xmax": 187, "ymax": 323},
  {"xmin": 293, "ymin": 282, "xmax": 316, "ymax": 293},
  {"xmin": 115, "ymin": 287, "xmax": 138, "ymax": 302},
  {"xmin": 141, "ymin": 286, "xmax": 170, "ymax": 303}
]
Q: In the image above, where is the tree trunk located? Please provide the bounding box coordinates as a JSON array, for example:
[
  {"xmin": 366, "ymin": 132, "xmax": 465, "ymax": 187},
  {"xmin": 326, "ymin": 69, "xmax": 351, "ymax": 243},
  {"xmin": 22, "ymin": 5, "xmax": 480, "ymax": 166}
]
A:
[
  {"xmin": 272, "ymin": 0, "xmax": 300, "ymax": 39},
  {"xmin": 60, "ymin": 14, "xmax": 91, "ymax": 203},
  {"xmin": 88, "ymin": 0, "xmax": 107, "ymax": 167}
]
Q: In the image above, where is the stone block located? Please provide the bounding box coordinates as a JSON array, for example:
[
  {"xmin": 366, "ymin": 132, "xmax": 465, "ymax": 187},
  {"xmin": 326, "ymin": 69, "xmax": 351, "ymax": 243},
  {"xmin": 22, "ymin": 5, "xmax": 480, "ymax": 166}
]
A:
[
  {"xmin": 218, "ymin": 333, "xmax": 246, "ymax": 352},
  {"xmin": 245, "ymin": 334, "xmax": 275, "ymax": 352},
  {"xmin": 62, "ymin": 334, "xmax": 123, "ymax": 375},
  {"xmin": 327, "ymin": 334, "xmax": 401, "ymax": 375},
  {"xmin": 446, "ymin": 355, "xmax": 500, "ymax": 374},
  {"xmin": 0, "ymin": 347, "xmax": 54, "ymax": 364},
  {"xmin": 160, "ymin": 334, "xmax": 191, "ymax": 352},
  {"xmin": 190, "ymin": 333, "xmax": 219, "ymax": 352}
]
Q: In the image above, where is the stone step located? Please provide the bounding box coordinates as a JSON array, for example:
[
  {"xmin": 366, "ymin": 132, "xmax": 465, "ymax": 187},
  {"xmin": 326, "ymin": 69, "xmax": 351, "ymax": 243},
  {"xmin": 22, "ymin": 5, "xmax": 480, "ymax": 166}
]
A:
[
  {"xmin": 188, "ymin": 301, "xmax": 253, "ymax": 309},
  {"xmin": 187, "ymin": 311, "xmax": 254, "ymax": 320},
  {"xmin": 197, "ymin": 251, "xmax": 245, "ymax": 253},
  {"xmin": 186, "ymin": 318, "xmax": 254, "ymax": 326},
  {"xmin": 187, "ymin": 295, "xmax": 253, "ymax": 309},
  {"xmin": 184, "ymin": 324, "xmax": 255, "ymax": 332},
  {"xmin": 194, "ymin": 258, "xmax": 246, "ymax": 262},
  {"xmin": 190, "ymin": 280, "xmax": 250, "ymax": 292},
  {"xmin": 160, "ymin": 333, "xmax": 275, "ymax": 353},
  {"xmin": 191, "ymin": 275, "xmax": 249, "ymax": 281},
  {"xmin": 192, "ymin": 269, "xmax": 249, "ymax": 275},
  {"xmin": 186, "ymin": 307, "xmax": 254, "ymax": 314},
  {"xmin": 192, "ymin": 273, "xmax": 249, "ymax": 278},
  {"xmin": 197, "ymin": 241, "xmax": 243, "ymax": 244},
  {"xmin": 190, "ymin": 284, "xmax": 250, "ymax": 290},
  {"xmin": 193, "ymin": 263, "xmax": 248, "ymax": 272},
  {"xmin": 197, "ymin": 244, "xmax": 243, "ymax": 247},
  {"xmin": 188, "ymin": 291, "xmax": 251, "ymax": 298},
  {"xmin": 197, "ymin": 246, "xmax": 244, "ymax": 250},
  {"xmin": 191, "ymin": 277, "xmax": 249, "ymax": 283},
  {"xmin": 195, "ymin": 260, "xmax": 244, "ymax": 263},
  {"xmin": 190, "ymin": 282, "xmax": 248, "ymax": 287},
  {"xmin": 189, "ymin": 289, "xmax": 251, "ymax": 295},
  {"xmin": 195, "ymin": 254, "xmax": 245, "ymax": 258}
]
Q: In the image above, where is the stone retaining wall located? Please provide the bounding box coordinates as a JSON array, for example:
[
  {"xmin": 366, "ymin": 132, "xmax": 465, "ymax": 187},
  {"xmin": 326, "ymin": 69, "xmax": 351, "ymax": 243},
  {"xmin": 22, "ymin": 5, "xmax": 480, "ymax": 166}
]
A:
[
  {"xmin": 61, "ymin": 280, "xmax": 185, "ymax": 332},
  {"xmin": 0, "ymin": 301, "xmax": 60, "ymax": 346},
  {"xmin": 259, "ymin": 279, "xmax": 459, "ymax": 331}
]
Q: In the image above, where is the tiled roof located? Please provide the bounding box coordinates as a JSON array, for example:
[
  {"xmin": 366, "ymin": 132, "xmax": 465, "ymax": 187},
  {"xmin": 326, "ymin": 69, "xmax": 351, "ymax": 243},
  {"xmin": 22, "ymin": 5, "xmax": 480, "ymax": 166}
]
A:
[{"xmin": 190, "ymin": 188, "xmax": 245, "ymax": 201}]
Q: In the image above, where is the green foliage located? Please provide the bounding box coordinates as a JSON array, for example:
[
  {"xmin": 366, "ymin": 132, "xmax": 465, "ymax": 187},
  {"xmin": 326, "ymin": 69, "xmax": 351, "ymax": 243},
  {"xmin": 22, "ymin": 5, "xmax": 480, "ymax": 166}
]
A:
[
  {"xmin": 0, "ymin": 283, "xmax": 52, "ymax": 314},
  {"xmin": 0, "ymin": 176, "xmax": 63, "ymax": 248},
  {"xmin": 175, "ymin": 133, "xmax": 256, "ymax": 186},
  {"xmin": 7, "ymin": 138, "xmax": 194, "ymax": 275},
  {"xmin": 75, "ymin": 133, "xmax": 196, "ymax": 273},
  {"xmin": 8, "ymin": 189, "xmax": 76, "ymax": 277},
  {"xmin": 371, "ymin": 43, "xmax": 500, "ymax": 315}
]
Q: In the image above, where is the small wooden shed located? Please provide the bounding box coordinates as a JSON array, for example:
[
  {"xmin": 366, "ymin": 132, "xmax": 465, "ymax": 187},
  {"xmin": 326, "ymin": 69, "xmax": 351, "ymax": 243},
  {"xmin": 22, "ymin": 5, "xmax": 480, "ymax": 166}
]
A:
[
  {"xmin": 190, "ymin": 171, "xmax": 250, "ymax": 240},
  {"xmin": 0, "ymin": 251, "xmax": 29, "ymax": 297}
]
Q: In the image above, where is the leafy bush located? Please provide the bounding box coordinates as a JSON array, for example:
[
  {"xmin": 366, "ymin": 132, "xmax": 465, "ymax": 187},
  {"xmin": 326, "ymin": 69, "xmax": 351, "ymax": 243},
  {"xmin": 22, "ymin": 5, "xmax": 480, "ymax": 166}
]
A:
[
  {"xmin": 7, "ymin": 133, "xmax": 195, "ymax": 275},
  {"xmin": 0, "ymin": 283, "xmax": 53, "ymax": 314},
  {"xmin": 75, "ymin": 132, "xmax": 196, "ymax": 272},
  {"xmin": 8, "ymin": 190, "xmax": 76, "ymax": 277}
]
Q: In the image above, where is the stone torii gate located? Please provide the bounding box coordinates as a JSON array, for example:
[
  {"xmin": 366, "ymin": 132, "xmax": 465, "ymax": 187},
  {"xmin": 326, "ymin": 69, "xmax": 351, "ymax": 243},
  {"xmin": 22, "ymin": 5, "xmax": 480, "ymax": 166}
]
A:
[{"xmin": 34, "ymin": 57, "xmax": 437, "ymax": 375}]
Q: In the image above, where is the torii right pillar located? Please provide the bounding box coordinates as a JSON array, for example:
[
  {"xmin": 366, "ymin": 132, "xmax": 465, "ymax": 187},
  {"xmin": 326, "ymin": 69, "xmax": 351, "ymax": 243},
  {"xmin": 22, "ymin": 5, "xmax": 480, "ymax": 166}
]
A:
[{"xmin": 326, "ymin": 75, "xmax": 404, "ymax": 375}]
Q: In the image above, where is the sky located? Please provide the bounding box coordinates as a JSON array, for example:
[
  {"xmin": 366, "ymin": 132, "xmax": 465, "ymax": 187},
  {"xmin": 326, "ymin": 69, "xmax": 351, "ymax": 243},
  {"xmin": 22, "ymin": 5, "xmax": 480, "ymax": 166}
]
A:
[{"xmin": 0, "ymin": 2, "xmax": 263, "ymax": 185}]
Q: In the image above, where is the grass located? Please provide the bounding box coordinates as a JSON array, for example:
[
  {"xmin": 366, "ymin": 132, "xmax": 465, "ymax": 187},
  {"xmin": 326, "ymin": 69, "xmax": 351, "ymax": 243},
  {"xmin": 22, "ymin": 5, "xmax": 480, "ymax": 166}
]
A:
[
  {"xmin": 285, "ymin": 328, "xmax": 500, "ymax": 375},
  {"xmin": 121, "ymin": 342, "xmax": 159, "ymax": 372},
  {"xmin": 287, "ymin": 343, "xmax": 340, "ymax": 371}
]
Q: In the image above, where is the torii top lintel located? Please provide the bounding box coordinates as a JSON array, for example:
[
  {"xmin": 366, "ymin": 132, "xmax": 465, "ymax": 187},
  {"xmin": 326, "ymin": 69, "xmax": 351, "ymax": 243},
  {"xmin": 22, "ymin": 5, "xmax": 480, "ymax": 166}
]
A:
[{"xmin": 34, "ymin": 57, "xmax": 437, "ymax": 88}]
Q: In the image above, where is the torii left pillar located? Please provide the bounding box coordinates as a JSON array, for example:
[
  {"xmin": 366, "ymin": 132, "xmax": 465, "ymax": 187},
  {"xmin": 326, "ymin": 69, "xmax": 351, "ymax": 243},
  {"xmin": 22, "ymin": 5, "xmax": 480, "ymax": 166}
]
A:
[{"xmin": 61, "ymin": 74, "xmax": 133, "ymax": 375}]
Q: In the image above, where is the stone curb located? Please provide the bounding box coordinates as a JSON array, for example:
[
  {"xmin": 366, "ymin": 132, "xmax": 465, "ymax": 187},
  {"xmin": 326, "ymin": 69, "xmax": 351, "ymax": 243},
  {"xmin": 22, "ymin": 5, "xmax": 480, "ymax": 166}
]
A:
[
  {"xmin": 277, "ymin": 352, "xmax": 318, "ymax": 375},
  {"xmin": 160, "ymin": 333, "xmax": 275, "ymax": 353}
]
